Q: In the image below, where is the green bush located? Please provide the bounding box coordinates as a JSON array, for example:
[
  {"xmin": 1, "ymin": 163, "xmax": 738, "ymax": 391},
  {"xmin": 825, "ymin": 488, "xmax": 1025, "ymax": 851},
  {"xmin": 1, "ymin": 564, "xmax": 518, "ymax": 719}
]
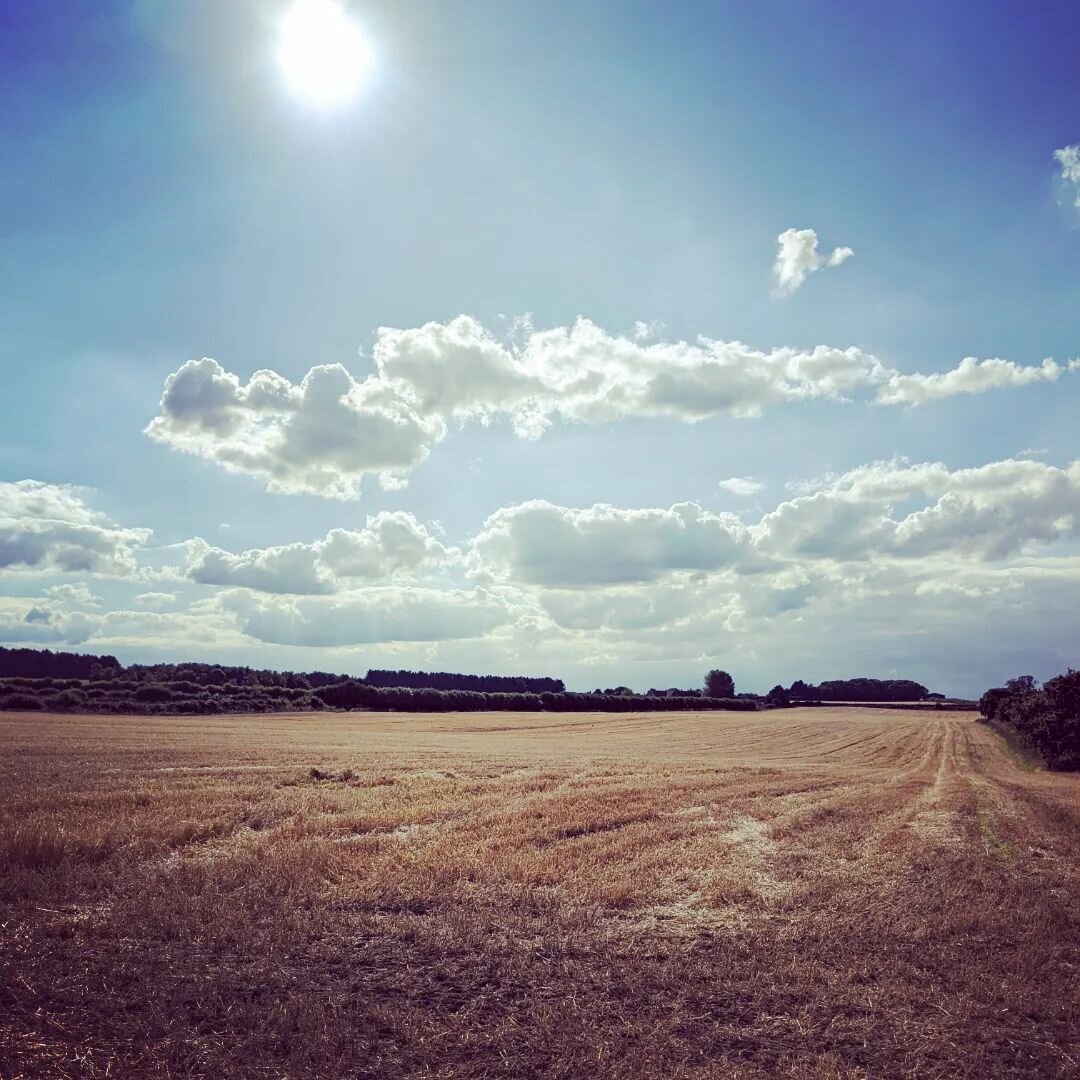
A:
[{"xmin": 980, "ymin": 671, "xmax": 1080, "ymax": 771}]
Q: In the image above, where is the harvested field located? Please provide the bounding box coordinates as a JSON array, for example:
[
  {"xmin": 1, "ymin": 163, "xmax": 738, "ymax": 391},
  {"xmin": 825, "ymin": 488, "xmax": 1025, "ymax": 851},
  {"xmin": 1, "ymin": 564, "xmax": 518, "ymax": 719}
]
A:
[{"xmin": 1, "ymin": 708, "xmax": 1077, "ymax": 1079}]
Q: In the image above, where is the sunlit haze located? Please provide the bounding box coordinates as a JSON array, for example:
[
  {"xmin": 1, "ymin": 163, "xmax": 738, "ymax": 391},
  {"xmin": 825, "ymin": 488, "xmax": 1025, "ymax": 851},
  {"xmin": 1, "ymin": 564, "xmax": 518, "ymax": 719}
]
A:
[
  {"xmin": 276, "ymin": 0, "xmax": 372, "ymax": 108},
  {"xmin": 2, "ymin": 3, "xmax": 1080, "ymax": 695}
]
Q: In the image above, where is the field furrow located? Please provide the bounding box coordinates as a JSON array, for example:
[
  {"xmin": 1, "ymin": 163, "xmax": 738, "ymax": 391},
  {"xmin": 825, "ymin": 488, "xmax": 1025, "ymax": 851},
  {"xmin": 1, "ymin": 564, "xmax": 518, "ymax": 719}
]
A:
[{"xmin": 1, "ymin": 708, "xmax": 1077, "ymax": 1079}]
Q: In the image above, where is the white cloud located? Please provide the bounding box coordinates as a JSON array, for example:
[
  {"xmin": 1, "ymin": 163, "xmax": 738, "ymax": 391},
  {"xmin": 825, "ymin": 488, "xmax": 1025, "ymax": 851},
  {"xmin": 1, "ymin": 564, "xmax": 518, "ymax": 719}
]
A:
[
  {"xmin": 0, "ymin": 481, "xmax": 150, "ymax": 576},
  {"xmin": 717, "ymin": 476, "xmax": 764, "ymax": 497},
  {"xmin": 773, "ymin": 227, "xmax": 853, "ymax": 296},
  {"xmin": 185, "ymin": 512, "xmax": 455, "ymax": 594},
  {"xmin": 373, "ymin": 316, "xmax": 886, "ymax": 431},
  {"xmin": 756, "ymin": 457, "xmax": 1080, "ymax": 562},
  {"xmin": 632, "ymin": 319, "xmax": 665, "ymax": 342},
  {"xmin": 134, "ymin": 591, "xmax": 179, "ymax": 609},
  {"xmin": 0, "ymin": 600, "xmax": 102, "ymax": 645},
  {"xmin": 187, "ymin": 537, "xmax": 333, "ymax": 595},
  {"xmin": 44, "ymin": 583, "xmax": 103, "ymax": 607},
  {"xmin": 92, "ymin": 606, "xmax": 246, "ymax": 651},
  {"xmin": 875, "ymin": 356, "xmax": 1066, "ymax": 406},
  {"xmin": 319, "ymin": 513, "xmax": 455, "ymax": 579},
  {"xmin": 469, "ymin": 500, "xmax": 748, "ymax": 587},
  {"xmin": 459, "ymin": 457, "xmax": 1080, "ymax": 655},
  {"xmin": 216, "ymin": 586, "xmax": 513, "ymax": 647},
  {"xmin": 536, "ymin": 582, "xmax": 709, "ymax": 631},
  {"xmin": 1055, "ymin": 144, "xmax": 1080, "ymax": 208},
  {"xmin": 8, "ymin": 452, "xmax": 1080, "ymax": 695},
  {"xmin": 145, "ymin": 359, "xmax": 445, "ymax": 499},
  {"xmin": 147, "ymin": 320, "xmax": 1074, "ymax": 498},
  {"xmin": 145, "ymin": 323, "xmax": 892, "ymax": 499}
]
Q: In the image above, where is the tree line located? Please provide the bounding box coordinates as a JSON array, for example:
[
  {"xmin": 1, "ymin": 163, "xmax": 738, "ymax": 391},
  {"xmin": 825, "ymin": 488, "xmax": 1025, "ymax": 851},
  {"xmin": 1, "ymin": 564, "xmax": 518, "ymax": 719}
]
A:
[
  {"xmin": 783, "ymin": 678, "xmax": 930, "ymax": 702},
  {"xmin": 0, "ymin": 648, "xmax": 746, "ymax": 715},
  {"xmin": 979, "ymin": 671, "xmax": 1080, "ymax": 771},
  {"xmin": 0, "ymin": 646, "xmax": 122, "ymax": 681},
  {"xmin": 315, "ymin": 681, "xmax": 754, "ymax": 714},
  {"xmin": 0, "ymin": 675, "xmax": 752, "ymax": 717},
  {"xmin": 363, "ymin": 669, "xmax": 564, "ymax": 693},
  {"xmin": 0, "ymin": 647, "xmax": 942, "ymax": 717}
]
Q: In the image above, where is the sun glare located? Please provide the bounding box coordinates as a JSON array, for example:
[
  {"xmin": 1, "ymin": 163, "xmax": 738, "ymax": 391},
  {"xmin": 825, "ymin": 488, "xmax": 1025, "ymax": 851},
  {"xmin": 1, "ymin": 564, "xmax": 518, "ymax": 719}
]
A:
[{"xmin": 277, "ymin": 0, "xmax": 372, "ymax": 108}]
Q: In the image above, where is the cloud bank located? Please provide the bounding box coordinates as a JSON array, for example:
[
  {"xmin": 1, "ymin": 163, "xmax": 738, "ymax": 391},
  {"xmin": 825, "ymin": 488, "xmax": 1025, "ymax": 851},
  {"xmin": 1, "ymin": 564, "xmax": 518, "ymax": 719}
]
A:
[
  {"xmin": 0, "ymin": 481, "xmax": 150, "ymax": 576},
  {"xmin": 4, "ymin": 455, "xmax": 1080, "ymax": 693},
  {"xmin": 185, "ymin": 512, "xmax": 455, "ymax": 594},
  {"xmin": 145, "ymin": 318, "xmax": 1075, "ymax": 499}
]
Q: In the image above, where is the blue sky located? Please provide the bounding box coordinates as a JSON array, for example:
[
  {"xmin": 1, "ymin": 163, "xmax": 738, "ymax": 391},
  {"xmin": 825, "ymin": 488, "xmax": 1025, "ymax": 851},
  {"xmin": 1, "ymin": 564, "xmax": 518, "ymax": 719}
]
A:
[{"xmin": 2, "ymin": 0, "xmax": 1079, "ymax": 694}]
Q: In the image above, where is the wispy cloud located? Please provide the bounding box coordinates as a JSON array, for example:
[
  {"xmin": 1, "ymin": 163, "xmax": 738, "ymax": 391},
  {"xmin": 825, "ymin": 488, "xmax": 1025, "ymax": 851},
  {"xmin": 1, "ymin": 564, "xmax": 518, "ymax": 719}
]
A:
[
  {"xmin": 717, "ymin": 477, "xmax": 764, "ymax": 497},
  {"xmin": 1055, "ymin": 144, "xmax": 1080, "ymax": 209}
]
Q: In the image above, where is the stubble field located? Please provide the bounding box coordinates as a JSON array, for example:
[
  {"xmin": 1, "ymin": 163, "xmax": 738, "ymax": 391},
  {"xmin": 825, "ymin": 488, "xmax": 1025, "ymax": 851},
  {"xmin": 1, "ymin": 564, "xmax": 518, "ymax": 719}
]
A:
[{"xmin": 1, "ymin": 707, "xmax": 1077, "ymax": 1079}]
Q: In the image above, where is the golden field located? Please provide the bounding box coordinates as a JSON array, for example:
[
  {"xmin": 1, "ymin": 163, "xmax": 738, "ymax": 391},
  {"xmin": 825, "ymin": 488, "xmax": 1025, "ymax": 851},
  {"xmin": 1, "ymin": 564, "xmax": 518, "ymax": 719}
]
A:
[{"xmin": 0, "ymin": 707, "xmax": 1077, "ymax": 1079}]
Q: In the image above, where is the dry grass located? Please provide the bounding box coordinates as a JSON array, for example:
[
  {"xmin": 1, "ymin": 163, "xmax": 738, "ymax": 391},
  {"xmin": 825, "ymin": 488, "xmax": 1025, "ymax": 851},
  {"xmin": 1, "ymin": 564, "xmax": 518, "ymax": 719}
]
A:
[{"xmin": 0, "ymin": 707, "xmax": 1077, "ymax": 1079}]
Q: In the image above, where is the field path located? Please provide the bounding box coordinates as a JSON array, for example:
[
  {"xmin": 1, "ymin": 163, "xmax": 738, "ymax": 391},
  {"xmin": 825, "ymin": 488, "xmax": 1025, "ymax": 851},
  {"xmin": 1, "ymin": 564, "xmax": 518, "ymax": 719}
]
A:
[{"xmin": 1, "ymin": 708, "xmax": 1077, "ymax": 1079}]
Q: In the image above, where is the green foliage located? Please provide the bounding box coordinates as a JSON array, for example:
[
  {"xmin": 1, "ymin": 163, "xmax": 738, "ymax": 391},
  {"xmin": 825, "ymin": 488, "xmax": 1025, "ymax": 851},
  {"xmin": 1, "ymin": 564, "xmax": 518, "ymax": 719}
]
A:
[
  {"xmin": 704, "ymin": 670, "xmax": 736, "ymax": 698},
  {"xmin": 0, "ymin": 646, "xmax": 121, "ymax": 680},
  {"xmin": 979, "ymin": 670, "xmax": 1080, "ymax": 771},
  {"xmin": 786, "ymin": 677, "xmax": 930, "ymax": 702},
  {"xmin": 0, "ymin": 692, "xmax": 44, "ymax": 711},
  {"xmin": 765, "ymin": 685, "xmax": 791, "ymax": 708},
  {"xmin": 312, "ymin": 683, "xmax": 757, "ymax": 714},
  {"xmin": 364, "ymin": 669, "xmax": 564, "ymax": 694},
  {"xmin": 978, "ymin": 686, "xmax": 1012, "ymax": 721}
]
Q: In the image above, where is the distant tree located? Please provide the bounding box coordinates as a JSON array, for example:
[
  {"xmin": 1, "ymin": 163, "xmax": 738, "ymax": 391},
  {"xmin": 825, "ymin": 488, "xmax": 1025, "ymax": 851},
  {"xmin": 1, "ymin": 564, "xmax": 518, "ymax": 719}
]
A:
[
  {"xmin": 765, "ymin": 684, "xmax": 791, "ymax": 708},
  {"xmin": 364, "ymin": 668, "xmax": 564, "ymax": 694},
  {"xmin": 704, "ymin": 669, "xmax": 736, "ymax": 698},
  {"xmin": 1006, "ymin": 675, "xmax": 1038, "ymax": 695}
]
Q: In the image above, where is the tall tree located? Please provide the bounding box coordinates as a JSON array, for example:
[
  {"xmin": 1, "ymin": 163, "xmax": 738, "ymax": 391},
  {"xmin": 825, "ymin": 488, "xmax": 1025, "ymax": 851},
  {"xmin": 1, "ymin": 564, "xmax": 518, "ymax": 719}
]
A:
[{"xmin": 704, "ymin": 669, "xmax": 735, "ymax": 698}]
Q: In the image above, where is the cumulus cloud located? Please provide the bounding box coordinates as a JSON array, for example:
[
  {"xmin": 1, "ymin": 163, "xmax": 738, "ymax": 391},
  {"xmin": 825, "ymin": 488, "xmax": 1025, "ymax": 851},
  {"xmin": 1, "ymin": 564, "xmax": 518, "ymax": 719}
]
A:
[
  {"xmin": 756, "ymin": 457, "xmax": 1080, "ymax": 562},
  {"xmin": 876, "ymin": 356, "xmax": 1068, "ymax": 406},
  {"xmin": 319, "ymin": 513, "xmax": 455, "ymax": 579},
  {"xmin": 8, "ymin": 453, "xmax": 1080, "ymax": 693},
  {"xmin": 0, "ymin": 481, "xmax": 150, "ymax": 576},
  {"xmin": 773, "ymin": 228, "xmax": 853, "ymax": 296},
  {"xmin": 1055, "ymin": 144, "xmax": 1080, "ymax": 208},
  {"xmin": 536, "ymin": 583, "xmax": 707, "ymax": 632},
  {"xmin": 187, "ymin": 538, "xmax": 333, "ymax": 595},
  {"xmin": 44, "ymin": 583, "xmax": 103, "ymax": 607},
  {"xmin": 186, "ymin": 512, "xmax": 455, "ymax": 594},
  {"xmin": 216, "ymin": 587, "xmax": 513, "ymax": 647},
  {"xmin": 435, "ymin": 461, "xmax": 1080, "ymax": 693},
  {"xmin": 0, "ymin": 603, "xmax": 101, "ymax": 645},
  {"xmin": 147, "ymin": 317, "xmax": 1077, "ymax": 497},
  {"xmin": 134, "ymin": 591, "xmax": 179, "ymax": 609},
  {"xmin": 145, "ymin": 324, "xmax": 885, "ymax": 497},
  {"xmin": 470, "ymin": 500, "xmax": 748, "ymax": 587},
  {"xmin": 717, "ymin": 477, "xmax": 764, "ymax": 497},
  {"xmin": 459, "ymin": 457, "xmax": 1080, "ymax": 641},
  {"xmin": 372, "ymin": 316, "xmax": 886, "ymax": 431},
  {"xmin": 145, "ymin": 359, "xmax": 445, "ymax": 499}
]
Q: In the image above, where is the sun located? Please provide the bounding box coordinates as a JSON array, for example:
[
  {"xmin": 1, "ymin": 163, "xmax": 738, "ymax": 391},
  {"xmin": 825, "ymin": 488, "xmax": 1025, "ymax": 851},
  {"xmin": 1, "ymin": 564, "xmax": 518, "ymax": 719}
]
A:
[{"xmin": 277, "ymin": 0, "xmax": 372, "ymax": 109}]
